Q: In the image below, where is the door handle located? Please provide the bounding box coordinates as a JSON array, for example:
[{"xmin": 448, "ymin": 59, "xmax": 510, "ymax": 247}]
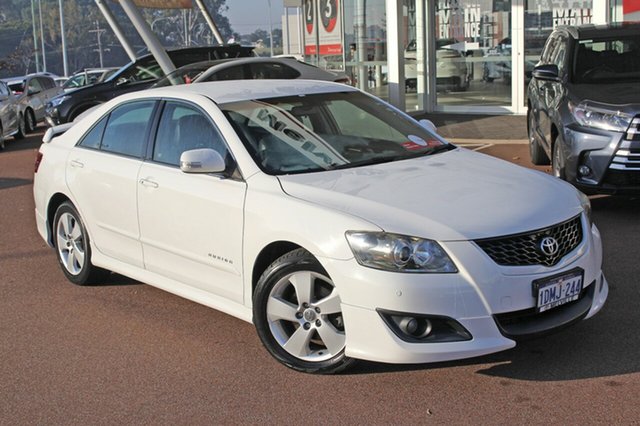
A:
[
  {"xmin": 69, "ymin": 159, "xmax": 84, "ymax": 168},
  {"xmin": 139, "ymin": 178, "xmax": 159, "ymax": 188}
]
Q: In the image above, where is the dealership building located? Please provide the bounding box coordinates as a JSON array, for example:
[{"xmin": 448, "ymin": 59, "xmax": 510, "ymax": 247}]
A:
[{"xmin": 282, "ymin": 0, "xmax": 640, "ymax": 115}]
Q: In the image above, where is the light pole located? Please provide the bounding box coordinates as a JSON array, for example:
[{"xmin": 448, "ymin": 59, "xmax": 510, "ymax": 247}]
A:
[
  {"xmin": 30, "ymin": 0, "xmax": 40, "ymax": 72},
  {"xmin": 59, "ymin": 0, "xmax": 69, "ymax": 76},
  {"xmin": 268, "ymin": 0, "xmax": 274, "ymax": 56},
  {"xmin": 38, "ymin": 0, "xmax": 47, "ymax": 72}
]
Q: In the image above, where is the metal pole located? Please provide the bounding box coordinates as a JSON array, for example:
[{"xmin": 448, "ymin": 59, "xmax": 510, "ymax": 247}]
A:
[
  {"xmin": 268, "ymin": 0, "xmax": 274, "ymax": 56},
  {"xmin": 118, "ymin": 0, "xmax": 176, "ymax": 75},
  {"xmin": 38, "ymin": 0, "xmax": 47, "ymax": 72},
  {"xmin": 193, "ymin": 0, "xmax": 224, "ymax": 44},
  {"xmin": 95, "ymin": 0, "xmax": 137, "ymax": 61},
  {"xmin": 31, "ymin": 0, "xmax": 40, "ymax": 72},
  {"xmin": 58, "ymin": 0, "xmax": 69, "ymax": 76}
]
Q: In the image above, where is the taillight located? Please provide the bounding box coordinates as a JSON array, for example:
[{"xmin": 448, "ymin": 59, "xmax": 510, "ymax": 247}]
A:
[{"xmin": 34, "ymin": 151, "xmax": 43, "ymax": 173}]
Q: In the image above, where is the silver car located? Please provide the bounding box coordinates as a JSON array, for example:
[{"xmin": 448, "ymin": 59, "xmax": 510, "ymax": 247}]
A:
[
  {"xmin": 153, "ymin": 57, "xmax": 350, "ymax": 88},
  {"xmin": 0, "ymin": 80, "xmax": 26, "ymax": 150},
  {"xmin": 7, "ymin": 74, "xmax": 64, "ymax": 132}
]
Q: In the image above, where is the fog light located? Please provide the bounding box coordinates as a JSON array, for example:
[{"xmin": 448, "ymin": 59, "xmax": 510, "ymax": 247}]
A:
[
  {"xmin": 578, "ymin": 165, "xmax": 592, "ymax": 177},
  {"xmin": 378, "ymin": 310, "xmax": 472, "ymax": 343}
]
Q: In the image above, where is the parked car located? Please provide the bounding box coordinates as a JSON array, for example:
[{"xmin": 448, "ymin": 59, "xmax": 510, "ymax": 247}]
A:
[
  {"xmin": 152, "ymin": 57, "xmax": 350, "ymax": 88},
  {"xmin": 45, "ymin": 45, "xmax": 255, "ymax": 125},
  {"xmin": 0, "ymin": 80, "xmax": 26, "ymax": 150},
  {"xmin": 62, "ymin": 68, "xmax": 118, "ymax": 92},
  {"xmin": 6, "ymin": 73, "xmax": 64, "ymax": 131},
  {"xmin": 528, "ymin": 22, "xmax": 640, "ymax": 193},
  {"xmin": 35, "ymin": 80, "xmax": 607, "ymax": 374},
  {"xmin": 405, "ymin": 39, "xmax": 469, "ymax": 92}
]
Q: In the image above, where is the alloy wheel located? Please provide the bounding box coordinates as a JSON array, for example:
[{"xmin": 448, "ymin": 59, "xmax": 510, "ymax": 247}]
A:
[
  {"xmin": 56, "ymin": 212, "xmax": 86, "ymax": 275},
  {"xmin": 266, "ymin": 270, "xmax": 345, "ymax": 362}
]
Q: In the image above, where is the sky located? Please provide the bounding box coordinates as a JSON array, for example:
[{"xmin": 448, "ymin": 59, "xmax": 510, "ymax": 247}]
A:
[{"xmin": 225, "ymin": 0, "xmax": 285, "ymax": 34}]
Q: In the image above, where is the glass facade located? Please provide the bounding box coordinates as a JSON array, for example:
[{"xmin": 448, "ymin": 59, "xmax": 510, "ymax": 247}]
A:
[{"xmin": 295, "ymin": 0, "xmax": 613, "ymax": 115}]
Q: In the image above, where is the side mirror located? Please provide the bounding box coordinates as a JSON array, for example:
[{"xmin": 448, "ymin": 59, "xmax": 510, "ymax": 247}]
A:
[
  {"xmin": 116, "ymin": 77, "xmax": 129, "ymax": 86},
  {"xmin": 419, "ymin": 119, "xmax": 437, "ymax": 133},
  {"xmin": 532, "ymin": 64, "xmax": 561, "ymax": 82},
  {"xmin": 180, "ymin": 148, "xmax": 226, "ymax": 174}
]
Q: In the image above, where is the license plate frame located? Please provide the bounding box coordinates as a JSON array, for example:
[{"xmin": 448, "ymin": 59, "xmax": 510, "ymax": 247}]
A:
[{"xmin": 533, "ymin": 268, "xmax": 584, "ymax": 313}]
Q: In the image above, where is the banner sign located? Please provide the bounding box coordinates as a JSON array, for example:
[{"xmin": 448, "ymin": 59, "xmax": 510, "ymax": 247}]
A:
[
  {"xmin": 304, "ymin": 0, "xmax": 343, "ymax": 56},
  {"xmin": 112, "ymin": 0, "xmax": 193, "ymax": 9}
]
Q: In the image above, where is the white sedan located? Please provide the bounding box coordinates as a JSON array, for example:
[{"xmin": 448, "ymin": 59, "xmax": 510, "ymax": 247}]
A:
[{"xmin": 34, "ymin": 80, "xmax": 608, "ymax": 373}]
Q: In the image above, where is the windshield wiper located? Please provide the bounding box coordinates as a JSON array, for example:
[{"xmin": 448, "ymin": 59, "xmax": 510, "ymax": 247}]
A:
[{"xmin": 324, "ymin": 144, "xmax": 456, "ymax": 171}]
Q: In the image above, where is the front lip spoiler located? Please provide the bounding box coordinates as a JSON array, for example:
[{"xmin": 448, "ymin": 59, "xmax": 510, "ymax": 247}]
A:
[{"xmin": 493, "ymin": 280, "xmax": 595, "ymax": 340}]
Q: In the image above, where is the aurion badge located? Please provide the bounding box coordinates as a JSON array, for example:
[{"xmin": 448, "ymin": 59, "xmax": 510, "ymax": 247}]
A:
[{"xmin": 540, "ymin": 236, "xmax": 560, "ymax": 256}]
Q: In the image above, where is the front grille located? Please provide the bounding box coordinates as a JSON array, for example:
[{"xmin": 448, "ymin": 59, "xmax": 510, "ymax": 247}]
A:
[
  {"xmin": 474, "ymin": 215, "xmax": 583, "ymax": 267},
  {"xmin": 602, "ymin": 169, "xmax": 640, "ymax": 186},
  {"xmin": 609, "ymin": 117, "xmax": 640, "ymax": 171}
]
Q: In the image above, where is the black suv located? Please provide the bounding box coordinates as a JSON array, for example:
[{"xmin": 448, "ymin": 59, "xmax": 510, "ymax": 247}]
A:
[
  {"xmin": 527, "ymin": 22, "xmax": 640, "ymax": 194},
  {"xmin": 45, "ymin": 45, "xmax": 254, "ymax": 125}
]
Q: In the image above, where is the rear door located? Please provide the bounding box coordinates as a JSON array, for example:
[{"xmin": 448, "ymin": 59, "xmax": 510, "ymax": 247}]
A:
[
  {"xmin": 66, "ymin": 100, "xmax": 157, "ymax": 268},
  {"xmin": 137, "ymin": 100, "xmax": 246, "ymax": 302}
]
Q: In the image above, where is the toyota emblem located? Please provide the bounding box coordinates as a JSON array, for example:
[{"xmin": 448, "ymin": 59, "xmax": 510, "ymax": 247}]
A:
[{"xmin": 539, "ymin": 236, "xmax": 559, "ymax": 256}]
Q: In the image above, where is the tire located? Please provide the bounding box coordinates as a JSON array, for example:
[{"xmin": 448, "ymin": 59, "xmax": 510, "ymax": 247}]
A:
[
  {"xmin": 253, "ymin": 248, "xmax": 355, "ymax": 374},
  {"xmin": 25, "ymin": 109, "xmax": 36, "ymax": 133},
  {"xmin": 552, "ymin": 134, "xmax": 566, "ymax": 180},
  {"xmin": 0, "ymin": 123, "xmax": 5, "ymax": 150},
  {"xmin": 14, "ymin": 113, "xmax": 26, "ymax": 139},
  {"xmin": 53, "ymin": 202, "xmax": 109, "ymax": 285},
  {"xmin": 528, "ymin": 110, "xmax": 550, "ymax": 166}
]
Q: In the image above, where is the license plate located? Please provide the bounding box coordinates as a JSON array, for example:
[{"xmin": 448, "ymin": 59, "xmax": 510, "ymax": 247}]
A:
[{"xmin": 534, "ymin": 269, "xmax": 583, "ymax": 313}]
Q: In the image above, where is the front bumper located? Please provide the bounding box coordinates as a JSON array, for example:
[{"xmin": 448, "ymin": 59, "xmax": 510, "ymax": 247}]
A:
[
  {"xmin": 562, "ymin": 124, "xmax": 640, "ymax": 194},
  {"xmin": 320, "ymin": 216, "xmax": 607, "ymax": 364}
]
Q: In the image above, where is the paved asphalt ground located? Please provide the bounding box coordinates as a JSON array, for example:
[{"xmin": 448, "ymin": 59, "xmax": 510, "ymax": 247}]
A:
[{"xmin": 1, "ymin": 125, "xmax": 639, "ymax": 424}]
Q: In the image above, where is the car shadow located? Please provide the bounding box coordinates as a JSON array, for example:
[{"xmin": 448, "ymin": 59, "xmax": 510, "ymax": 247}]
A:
[
  {"xmin": 1, "ymin": 127, "xmax": 45, "ymax": 153},
  {"xmin": 85, "ymin": 272, "xmax": 143, "ymax": 287},
  {"xmin": 0, "ymin": 177, "xmax": 33, "ymax": 189}
]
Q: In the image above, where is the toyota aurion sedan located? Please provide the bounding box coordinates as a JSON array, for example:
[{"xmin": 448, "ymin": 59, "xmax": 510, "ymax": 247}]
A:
[
  {"xmin": 34, "ymin": 80, "xmax": 608, "ymax": 373},
  {"xmin": 527, "ymin": 22, "xmax": 640, "ymax": 194}
]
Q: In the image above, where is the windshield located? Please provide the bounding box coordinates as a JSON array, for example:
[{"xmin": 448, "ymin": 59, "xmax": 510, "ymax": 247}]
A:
[
  {"xmin": 153, "ymin": 65, "xmax": 209, "ymax": 87},
  {"xmin": 8, "ymin": 81, "xmax": 24, "ymax": 94},
  {"xmin": 222, "ymin": 92, "xmax": 452, "ymax": 175},
  {"xmin": 573, "ymin": 34, "xmax": 640, "ymax": 84}
]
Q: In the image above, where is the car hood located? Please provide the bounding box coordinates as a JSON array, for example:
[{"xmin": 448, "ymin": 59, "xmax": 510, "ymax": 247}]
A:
[
  {"xmin": 569, "ymin": 82, "xmax": 640, "ymax": 107},
  {"xmin": 277, "ymin": 149, "xmax": 583, "ymax": 241}
]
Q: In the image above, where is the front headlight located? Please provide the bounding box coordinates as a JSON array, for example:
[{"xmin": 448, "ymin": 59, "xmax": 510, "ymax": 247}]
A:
[
  {"xmin": 48, "ymin": 95, "xmax": 70, "ymax": 108},
  {"xmin": 568, "ymin": 101, "xmax": 633, "ymax": 132},
  {"xmin": 345, "ymin": 232, "xmax": 457, "ymax": 273},
  {"xmin": 578, "ymin": 190, "xmax": 592, "ymax": 227}
]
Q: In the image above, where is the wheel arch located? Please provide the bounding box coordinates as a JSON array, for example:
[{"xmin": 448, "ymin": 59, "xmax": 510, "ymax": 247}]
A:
[
  {"xmin": 251, "ymin": 241, "xmax": 305, "ymax": 294},
  {"xmin": 69, "ymin": 102, "xmax": 103, "ymax": 122},
  {"xmin": 46, "ymin": 192, "xmax": 73, "ymax": 246}
]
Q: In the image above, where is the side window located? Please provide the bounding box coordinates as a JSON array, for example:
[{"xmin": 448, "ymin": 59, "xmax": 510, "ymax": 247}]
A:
[
  {"xmin": 78, "ymin": 116, "xmax": 108, "ymax": 150},
  {"xmin": 153, "ymin": 102, "xmax": 228, "ymax": 167},
  {"xmin": 208, "ymin": 65, "xmax": 246, "ymax": 81},
  {"xmin": 39, "ymin": 77, "xmax": 54, "ymax": 89},
  {"xmin": 549, "ymin": 35, "xmax": 568, "ymax": 75},
  {"xmin": 100, "ymin": 101, "xmax": 155, "ymax": 157},
  {"xmin": 28, "ymin": 78, "xmax": 43, "ymax": 94},
  {"xmin": 249, "ymin": 63, "xmax": 300, "ymax": 79}
]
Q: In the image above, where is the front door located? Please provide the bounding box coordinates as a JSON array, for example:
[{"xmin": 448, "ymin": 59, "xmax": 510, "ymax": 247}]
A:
[{"xmin": 137, "ymin": 101, "xmax": 246, "ymax": 302}]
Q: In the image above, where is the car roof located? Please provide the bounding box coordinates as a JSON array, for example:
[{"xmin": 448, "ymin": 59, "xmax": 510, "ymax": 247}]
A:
[
  {"xmin": 136, "ymin": 79, "xmax": 357, "ymax": 104},
  {"xmin": 172, "ymin": 56, "xmax": 302, "ymax": 71},
  {"xmin": 558, "ymin": 22, "xmax": 640, "ymax": 40}
]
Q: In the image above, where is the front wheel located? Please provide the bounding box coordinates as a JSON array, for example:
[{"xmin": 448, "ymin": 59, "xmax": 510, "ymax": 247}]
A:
[
  {"xmin": 53, "ymin": 202, "xmax": 109, "ymax": 285},
  {"xmin": 14, "ymin": 113, "xmax": 26, "ymax": 139},
  {"xmin": 552, "ymin": 135, "xmax": 567, "ymax": 180},
  {"xmin": 25, "ymin": 109, "xmax": 36, "ymax": 133},
  {"xmin": 528, "ymin": 110, "xmax": 550, "ymax": 166},
  {"xmin": 253, "ymin": 248, "xmax": 355, "ymax": 374}
]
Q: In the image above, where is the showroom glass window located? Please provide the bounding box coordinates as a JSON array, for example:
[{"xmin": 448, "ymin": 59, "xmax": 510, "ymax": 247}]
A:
[
  {"xmin": 99, "ymin": 101, "xmax": 155, "ymax": 157},
  {"xmin": 435, "ymin": 0, "xmax": 512, "ymax": 107}
]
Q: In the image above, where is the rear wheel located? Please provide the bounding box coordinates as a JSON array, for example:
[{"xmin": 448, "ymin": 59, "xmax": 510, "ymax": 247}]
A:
[
  {"xmin": 528, "ymin": 110, "xmax": 550, "ymax": 166},
  {"xmin": 253, "ymin": 248, "xmax": 355, "ymax": 374},
  {"xmin": 53, "ymin": 202, "xmax": 109, "ymax": 285}
]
